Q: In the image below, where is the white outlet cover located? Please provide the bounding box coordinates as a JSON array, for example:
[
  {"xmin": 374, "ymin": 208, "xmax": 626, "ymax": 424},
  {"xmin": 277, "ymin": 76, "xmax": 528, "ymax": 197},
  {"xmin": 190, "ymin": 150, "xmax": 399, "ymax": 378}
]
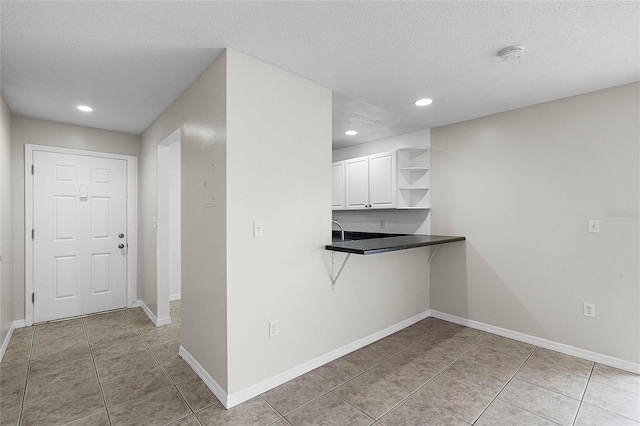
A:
[{"xmin": 588, "ymin": 220, "xmax": 600, "ymax": 233}]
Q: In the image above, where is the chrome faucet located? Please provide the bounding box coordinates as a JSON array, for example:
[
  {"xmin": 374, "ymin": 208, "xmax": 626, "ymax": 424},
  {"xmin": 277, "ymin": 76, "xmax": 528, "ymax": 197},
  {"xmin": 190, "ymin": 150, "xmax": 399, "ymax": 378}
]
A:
[{"xmin": 332, "ymin": 219, "xmax": 345, "ymax": 241}]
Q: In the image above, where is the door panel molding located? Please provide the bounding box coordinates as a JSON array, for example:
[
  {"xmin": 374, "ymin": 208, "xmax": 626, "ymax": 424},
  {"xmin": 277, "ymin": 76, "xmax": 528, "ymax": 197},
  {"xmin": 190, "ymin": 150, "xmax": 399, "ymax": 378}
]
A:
[{"xmin": 25, "ymin": 144, "xmax": 137, "ymax": 326}]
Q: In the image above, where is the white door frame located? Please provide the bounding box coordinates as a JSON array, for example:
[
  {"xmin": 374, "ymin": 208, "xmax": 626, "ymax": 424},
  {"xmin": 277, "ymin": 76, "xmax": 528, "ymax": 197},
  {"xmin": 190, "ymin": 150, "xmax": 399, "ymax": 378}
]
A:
[
  {"xmin": 25, "ymin": 144, "xmax": 138, "ymax": 326},
  {"xmin": 155, "ymin": 129, "xmax": 181, "ymax": 326}
]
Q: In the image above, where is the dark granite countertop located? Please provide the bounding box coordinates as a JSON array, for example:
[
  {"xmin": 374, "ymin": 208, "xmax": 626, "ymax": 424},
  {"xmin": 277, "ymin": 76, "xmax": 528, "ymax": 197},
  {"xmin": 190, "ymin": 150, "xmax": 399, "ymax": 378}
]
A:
[{"xmin": 326, "ymin": 231, "xmax": 465, "ymax": 255}]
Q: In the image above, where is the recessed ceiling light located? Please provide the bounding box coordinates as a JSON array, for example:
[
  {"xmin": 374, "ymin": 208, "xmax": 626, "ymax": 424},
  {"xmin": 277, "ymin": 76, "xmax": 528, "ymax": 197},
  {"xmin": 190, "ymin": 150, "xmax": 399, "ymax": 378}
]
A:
[
  {"xmin": 345, "ymin": 130, "xmax": 358, "ymax": 136},
  {"xmin": 414, "ymin": 98, "xmax": 433, "ymax": 107},
  {"xmin": 76, "ymin": 105, "xmax": 93, "ymax": 112}
]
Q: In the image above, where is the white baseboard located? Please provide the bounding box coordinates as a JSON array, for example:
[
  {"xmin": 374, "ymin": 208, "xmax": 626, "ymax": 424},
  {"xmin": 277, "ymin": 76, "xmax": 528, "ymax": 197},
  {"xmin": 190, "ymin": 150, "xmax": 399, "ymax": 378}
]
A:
[
  {"xmin": 140, "ymin": 300, "xmax": 172, "ymax": 327},
  {"xmin": 0, "ymin": 319, "xmax": 27, "ymax": 363},
  {"xmin": 430, "ymin": 310, "xmax": 640, "ymax": 374},
  {"xmin": 179, "ymin": 346, "xmax": 229, "ymax": 407},
  {"xmin": 130, "ymin": 300, "xmax": 141, "ymax": 308},
  {"xmin": 181, "ymin": 309, "xmax": 431, "ymax": 409},
  {"xmin": 169, "ymin": 294, "xmax": 181, "ymax": 302}
]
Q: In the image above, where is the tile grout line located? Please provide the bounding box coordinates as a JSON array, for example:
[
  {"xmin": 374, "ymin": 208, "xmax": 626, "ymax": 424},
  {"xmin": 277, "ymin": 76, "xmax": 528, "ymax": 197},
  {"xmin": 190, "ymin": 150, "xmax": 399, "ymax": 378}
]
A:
[
  {"xmin": 83, "ymin": 316, "xmax": 113, "ymax": 426},
  {"xmin": 571, "ymin": 362, "xmax": 596, "ymax": 426},
  {"xmin": 17, "ymin": 328, "xmax": 35, "ymax": 426},
  {"xmin": 467, "ymin": 345, "xmax": 537, "ymax": 425}
]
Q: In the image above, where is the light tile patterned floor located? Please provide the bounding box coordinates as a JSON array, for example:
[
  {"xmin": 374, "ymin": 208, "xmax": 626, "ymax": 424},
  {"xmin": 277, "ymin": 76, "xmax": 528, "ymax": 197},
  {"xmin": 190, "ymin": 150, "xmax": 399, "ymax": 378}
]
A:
[{"xmin": 1, "ymin": 302, "xmax": 639, "ymax": 425}]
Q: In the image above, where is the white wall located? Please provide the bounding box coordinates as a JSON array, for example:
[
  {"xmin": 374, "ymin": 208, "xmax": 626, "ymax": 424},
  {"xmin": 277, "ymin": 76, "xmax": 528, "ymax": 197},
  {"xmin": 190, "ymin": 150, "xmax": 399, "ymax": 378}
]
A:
[
  {"xmin": 1, "ymin": 95, "xmax": 13, "ymax": 344},
  {"xmin": 10, "ymin": 116, "xmax": 141, "ymax": 321},
  {"xmin": 332, "ymin": 129, "xmax": 431, "ymax": 235},
  {"xmin": 431, "ymin": 82, "xmax": 639, "ymax": 364},
  {"xmin": 224, "ymin": 50, "xmax": 431, "ymax": 396},
  {"xmin": 140, "ymin": 51, "xmax": 228, "ymax": 390}
]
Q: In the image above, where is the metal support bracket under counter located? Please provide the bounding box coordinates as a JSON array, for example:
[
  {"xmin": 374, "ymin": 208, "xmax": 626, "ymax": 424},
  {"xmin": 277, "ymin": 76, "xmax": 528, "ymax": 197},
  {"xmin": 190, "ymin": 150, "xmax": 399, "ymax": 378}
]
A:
[{"xmin": 326, "ymin": 231, "xmax": 466, "ymax": 286}]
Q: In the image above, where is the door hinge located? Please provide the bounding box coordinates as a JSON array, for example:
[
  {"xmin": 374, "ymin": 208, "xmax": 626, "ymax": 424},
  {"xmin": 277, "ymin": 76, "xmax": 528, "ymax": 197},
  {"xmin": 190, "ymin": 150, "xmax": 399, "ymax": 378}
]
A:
[
  {"xmin": 31, "ymin": 229, "xmax": 34, "ymax": 240},
  {"xmin": 31, "ymin": 164, "xmax": 34, "ymax": 175},
  {"xmin": 32, "ymin": 293, "xmax": 35, "ymax": 304}
]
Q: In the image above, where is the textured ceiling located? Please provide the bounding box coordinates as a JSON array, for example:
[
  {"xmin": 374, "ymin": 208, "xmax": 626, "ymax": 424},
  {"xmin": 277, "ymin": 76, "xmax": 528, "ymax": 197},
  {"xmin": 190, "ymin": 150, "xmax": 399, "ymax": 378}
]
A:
[{"xmin": 1, "ymin": 1, "xmax": 638, "ymax": 148}]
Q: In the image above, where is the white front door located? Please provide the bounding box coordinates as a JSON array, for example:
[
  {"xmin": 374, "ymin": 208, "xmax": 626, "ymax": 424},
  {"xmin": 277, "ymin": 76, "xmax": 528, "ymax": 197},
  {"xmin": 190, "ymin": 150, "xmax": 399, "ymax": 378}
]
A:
[{"xmin": 33, "ymin": 151, "xmax": 128, "ymax": 323}]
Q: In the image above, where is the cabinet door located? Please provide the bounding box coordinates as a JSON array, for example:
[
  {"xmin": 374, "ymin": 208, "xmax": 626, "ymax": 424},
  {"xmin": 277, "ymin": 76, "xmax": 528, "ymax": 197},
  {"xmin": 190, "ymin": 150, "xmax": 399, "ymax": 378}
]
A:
[
  {"xmin": 369, "ymin": 152, "xmax": 396, "ymax": 208},
  {"xmin": 331, "ymin": 162, "xmax": 345, "ymax": 210},
  {"xmin": 345, "ymin": 156, "xmax": 369, "ymax": 209}
]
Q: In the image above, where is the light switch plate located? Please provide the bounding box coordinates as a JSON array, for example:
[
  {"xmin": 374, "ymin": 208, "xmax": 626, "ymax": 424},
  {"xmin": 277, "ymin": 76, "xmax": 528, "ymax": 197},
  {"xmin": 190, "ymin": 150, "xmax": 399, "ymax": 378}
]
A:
[
  {"xmin": 588, "ymin": 220, "xmax": 600, "ymax": 233},
  {"xmin": 254, "ymin": 221, "xmax": 264, "ymax": 237}
]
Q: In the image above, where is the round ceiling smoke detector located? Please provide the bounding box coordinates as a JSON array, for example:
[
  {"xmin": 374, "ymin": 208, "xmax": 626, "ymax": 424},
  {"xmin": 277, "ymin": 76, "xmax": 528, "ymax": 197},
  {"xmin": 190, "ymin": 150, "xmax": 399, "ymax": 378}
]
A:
[{"xmin": 498, "ymin": 45, "xmax": 525, "ymax": 61}]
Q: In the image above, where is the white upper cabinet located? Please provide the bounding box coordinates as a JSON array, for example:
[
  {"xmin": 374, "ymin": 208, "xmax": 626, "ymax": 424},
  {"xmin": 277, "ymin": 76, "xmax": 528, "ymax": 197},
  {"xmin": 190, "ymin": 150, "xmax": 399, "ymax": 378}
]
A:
[
  {"xmin": 331, "ymin": 161, "xmax": 345, "ymax": 210},
  {"xmin": 345, "ymin": 152, "xmax": 396, "ymax": 210},
  {"xmin": 345, "ymin": 156, "xmax": 369, "ymax": 209},
  {"xmin": 369, "ymin": 152, "xmax": 397, "ymax": 208}
]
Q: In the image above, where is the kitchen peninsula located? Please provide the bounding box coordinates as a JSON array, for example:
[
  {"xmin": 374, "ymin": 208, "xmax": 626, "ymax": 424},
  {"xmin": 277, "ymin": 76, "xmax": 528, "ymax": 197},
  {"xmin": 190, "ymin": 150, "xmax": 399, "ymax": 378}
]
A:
[{"xmin": 326, "ymin": 231, "xmax": 465, "ymax": 255}]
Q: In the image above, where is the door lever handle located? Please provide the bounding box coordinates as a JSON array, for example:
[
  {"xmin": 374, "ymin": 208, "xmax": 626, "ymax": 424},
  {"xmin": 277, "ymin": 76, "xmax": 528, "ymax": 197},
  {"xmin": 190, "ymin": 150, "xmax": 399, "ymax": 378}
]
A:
[{"xmin": 118, "ymin": 244, "xmax": 125, "ymax": 249}]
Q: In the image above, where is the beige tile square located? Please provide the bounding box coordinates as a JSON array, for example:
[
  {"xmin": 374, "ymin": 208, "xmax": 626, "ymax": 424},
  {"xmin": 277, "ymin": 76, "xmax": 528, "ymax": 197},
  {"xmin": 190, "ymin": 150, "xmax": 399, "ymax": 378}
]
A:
[
  {"xmin": 342, "ymin": 334, "xmax": 411, "ymax": 370},
  {"xmin": 5, "ymin": 326, "xmax": 34, "ymax": 349},
  {"xmin": 101, "ymin": 364, "xmax": 172, "ymax": 408},
  {"xmin": 149, "ymin": 340, "xmax": 181, "ymax": 366},
  {"xmin": 129, "ymin": 316, "xmax": 158, "ymax": 334},
  {"xmin": 440, "ymin": 357, "xmax": 513, "ymax": 394},
  {"xmin": 28, "ymin": 346, "xmax": 93, "ymax": 377},
  {"xmin": 124, "ymin": 307, "xmax": 149, "ymax": 322},
  {"xmin": 498, "ymin": 378, "xmax": 580, "ymax": 425},
  {"xmin": 515, "ymin": 358, "xmax": 589, "ymax": 399},
  {"xmin": 378, "ymin": 395, "xmax": 468, "ymax": 426},
  {"xmin": 21, "ymin": 382, "xmax": 104, "ymax": 426},
  {"xmin": 583, "ymin": 380, "xmax": 640, "ymax": 421},
  {"xmin": 0, "ymin": 343, "xmax": 31, "ymax": 366},
  {"xmin": 25, "ymin": 361, "xmax": 97, "ymax": 404},
  {"xmin": 261, "ymin": 375, "xmax": 327, "ymax": 416},
  {"xmin": 164, "ymin": 357, "xmax": 200, "ymax": 384},
  {"xmin": 109, "ymin": 386, "xmax": 191, "ymax": 426},
  {"xmin": 86, "ymin": 322, "xmax": 138, "ymax": 346},
  {"xmin": 94, "ymin": 347, "xmax": 158, "ymax": 382},
  {"xmin": 461, "ymin": 344, "xmax": 528, "ymax": 371},
  {"xmin": 83, "ymin": 310, "xmax": 127, "ymax": 325},
  {"xmin": 195, "ymin": 397, "xmax": 281, "ymax": 426},
  {"xmin": 31, "ymin": 334, "xmax": 89, "ymax": 359},
  {"xmin": 65, "ymin": 409, "xmax": 110, "ymax": 426},
  {"xmin": 475, "ymin": 399, "xmax": 558, "ymax": 426},
  {"xmin": 141, "ymin": 323, "xmax": 181, "ymax": 346},
  {"xmin": 167, "ymin": 414, "xmax": 203, "ymax": 426},
  {"xmin": 34, "ymin": 319, "xmax": 84, "ymax": 341},
  {"xmin": 0, "ymin": 361, "xmax": 28, "ymax": 390},
  {"xmin": 91, "ymin": 334, "xmax": 147, "ymax": 362},
  {"xmin": 415, "ymin": 332, "xmax": 481, "ymax": 357},
  {"xmin": 575, "ymin": 402, "xmax": 640, "ymax": 426},
  {"xmin": 286, "ymin": 392, "xmax": 373, "ymax": 426},
  {"xmin": 334, "ymin": 371, "xmax": 409, "ymax": 420},
  {"xmin": 177, "ymin": 378, "xmax": 219, "ymax": 411},
  {"xmin": 591, "ymin": 364, "xmax": 640, "ymax": 395},
  {"xmin": 529, "ymin": 348, "xmax": 594, "ymax": 378},
  {"xmin": 368, "ymin": 345, "xmax": 451, "ymax": 392},
  {"xmin": 476, "ymin": 334, "xmax": 535, "ymax": 358},
  {"xmin": 0, "ymin": 393, "xmax": 23, "ymax": 426},
  {"xmin": 413, "ymin": 374, "xmax": 495, "ymax": 423},
  {"xmin": 305, "ymin": 358, "xmax": 364, "ymax": 390}
]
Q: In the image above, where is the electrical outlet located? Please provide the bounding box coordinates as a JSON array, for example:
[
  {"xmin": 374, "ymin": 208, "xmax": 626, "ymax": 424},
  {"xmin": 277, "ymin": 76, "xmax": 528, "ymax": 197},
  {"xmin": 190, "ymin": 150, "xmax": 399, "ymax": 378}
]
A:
[
  {"xmin": 269, "ymin": 320, "xmax": 278, "ymax": 337},
  {"xmin": 584, "ymin": 303, "xmax": 595, "ymax": 318},
  {"xmin": 588, "ymin": 220, "xmax": 600, "ymax": 233}
]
